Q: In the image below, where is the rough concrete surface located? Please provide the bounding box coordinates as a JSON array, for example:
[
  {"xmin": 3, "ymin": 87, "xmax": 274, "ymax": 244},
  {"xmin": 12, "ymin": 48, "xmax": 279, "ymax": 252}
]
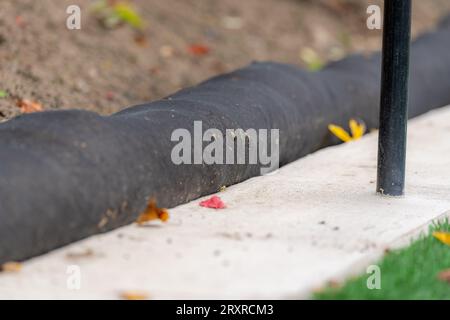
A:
[{"xmin": 1, "ymin": 106, "xmax": 450, "ymax": 299}]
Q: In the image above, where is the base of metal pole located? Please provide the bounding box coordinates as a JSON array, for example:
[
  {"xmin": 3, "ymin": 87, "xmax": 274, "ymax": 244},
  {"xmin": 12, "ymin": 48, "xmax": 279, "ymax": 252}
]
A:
[{"xmin": 376, "ymin": 0, "xmax": 412, "ymax": 196}]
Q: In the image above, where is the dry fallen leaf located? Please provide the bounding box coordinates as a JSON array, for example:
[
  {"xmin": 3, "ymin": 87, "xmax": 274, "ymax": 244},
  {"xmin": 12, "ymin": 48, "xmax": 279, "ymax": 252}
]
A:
[
  {"xmin": 1, "ymin": 261, "xmax": 22, "ymax": 273},
  {"xmin": 15, "ymin": 15, "xmax": 26, "ymax": 28},
  {"xmin": 433, "ymin": 232, "xmax": 450, "ymax": 246},
  {"xmin": 159, "ymin": 45, "xmax": 174, "ymax": 58},
  {"xmin": 437, "ymin": 269, "xmax": 450, "ymax": 284},
  {"xmin": 136, "ymin": 199, "xmax": 169, "ymax": 224},
  {"xmin": 66, "ymin": 248, "xmax": 94, "ymax": 260},
  {"xmin": 187, "ymin": 44, "xmax": 210, "ymax": 56},
  {"xmin": 120, "ymin": 290, "xmax": 149, "ymax": 300},
  {"xmin": 221, "ymin": 16, "xmax": 243, "ymax": 30},
  {"xmin": 17, "ymin": 99, "xmax": 43, "ymax": 113},
  {"xmin": 133, "ymin": 33, "xmax": 148, "ymax": 47},
  {"xmin": 300, "ymin": 47, "xmax": 324, "ymax": 71}
]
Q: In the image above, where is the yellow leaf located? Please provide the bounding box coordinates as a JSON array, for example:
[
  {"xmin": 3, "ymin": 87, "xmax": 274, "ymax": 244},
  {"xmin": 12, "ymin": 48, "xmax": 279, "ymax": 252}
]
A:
[
  {"xmin": 433, "ymin": 232, "xmax": 450, "ymax": 246},
  {"xmin": 349, "ymin": 119, "xmax": 366, "ymax": 140},
  {"xmin": 300, "ymin": 47, "xmax": 324, "ymax": 71},
  {"xmin": 328, "ymin": 124, "xmax": 352, "ymax": 142},
  {"xmin": 1, "ymin": 262, "xmax": 22, "ymax": 273},
  {"xmin": 113, "ymin": 3, "xmax": 144, "ymax": 29},
  {"xmin": 120, "ymin": 290, "xmax": 149, "ymax": 300}
]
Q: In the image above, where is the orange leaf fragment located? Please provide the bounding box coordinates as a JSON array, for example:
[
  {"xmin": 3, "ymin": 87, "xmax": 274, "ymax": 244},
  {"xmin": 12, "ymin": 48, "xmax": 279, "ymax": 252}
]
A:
[
  {"xmin": 120, "ymin": 290, "xmax": 149, "ymax": 300},
  {"xmin": 1, "ymin": 261, "xmax": 22, "ymax": 273},
  {"xmin": 17, "ymin": 99, "xmax": 43, "ymax": 114},
  {"xmin": 136, "ymin": 199, "xmax": 169, "ymax": 224},
  {"xmin": 187, "ymin": 44, "xmax": 210, "ymax": 56},
  {"xmin": 133, "ymin": 33, "xmax": 149, "ymax": 47}
]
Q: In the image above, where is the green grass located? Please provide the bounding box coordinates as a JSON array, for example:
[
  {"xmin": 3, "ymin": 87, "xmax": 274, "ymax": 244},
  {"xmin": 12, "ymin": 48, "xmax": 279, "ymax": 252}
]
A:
[{"xmin": 314, "ymin": 220, "xmax": 450, "ymax": 300}]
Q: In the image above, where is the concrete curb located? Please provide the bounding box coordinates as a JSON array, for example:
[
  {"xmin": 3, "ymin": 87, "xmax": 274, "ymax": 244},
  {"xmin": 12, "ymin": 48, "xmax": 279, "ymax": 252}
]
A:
[{"xmin": 1, "ymin": 106, "xmax": 450, "ymax": 299}]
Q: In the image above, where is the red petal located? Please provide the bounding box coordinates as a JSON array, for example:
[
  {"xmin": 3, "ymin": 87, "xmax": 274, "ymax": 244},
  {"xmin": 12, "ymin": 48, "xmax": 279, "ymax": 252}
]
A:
[{"xmin": 199, "ymin": 196, "xmax": 226, "ymax": 209}]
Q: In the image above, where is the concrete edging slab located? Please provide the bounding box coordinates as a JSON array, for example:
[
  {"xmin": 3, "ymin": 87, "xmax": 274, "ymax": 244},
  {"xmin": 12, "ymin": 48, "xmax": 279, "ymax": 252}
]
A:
[{"xmin": 1, "ymin": 105, "xmax": 450, "ymax": 299}]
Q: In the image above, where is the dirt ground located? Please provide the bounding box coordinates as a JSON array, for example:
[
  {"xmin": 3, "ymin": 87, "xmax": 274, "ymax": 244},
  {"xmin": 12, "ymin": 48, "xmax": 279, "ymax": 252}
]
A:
[{"xmin": 1, "ymin": 0, "xmax": 450, "ymax": 121}]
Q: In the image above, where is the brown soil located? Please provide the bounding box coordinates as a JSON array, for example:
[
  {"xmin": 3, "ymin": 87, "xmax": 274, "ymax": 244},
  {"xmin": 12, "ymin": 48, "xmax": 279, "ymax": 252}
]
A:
[{"xmin": 1, "ymin": 0, "xmax": 450, "ymax": 121}]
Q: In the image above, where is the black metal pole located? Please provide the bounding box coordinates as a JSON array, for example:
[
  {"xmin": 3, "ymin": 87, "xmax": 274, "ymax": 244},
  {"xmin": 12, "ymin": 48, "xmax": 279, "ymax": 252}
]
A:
[{"xmin": 376, "ymin": 0, "xmax": 412, "ymax": 196}]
